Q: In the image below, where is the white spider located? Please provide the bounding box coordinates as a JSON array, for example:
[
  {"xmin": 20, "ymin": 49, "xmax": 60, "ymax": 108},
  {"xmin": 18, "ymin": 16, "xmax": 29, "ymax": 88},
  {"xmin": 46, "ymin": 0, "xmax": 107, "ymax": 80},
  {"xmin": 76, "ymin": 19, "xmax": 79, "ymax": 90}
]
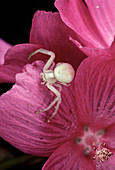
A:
[{"xmin": 28, "ymin": 48, "xmax": 75, "ymax": 122}]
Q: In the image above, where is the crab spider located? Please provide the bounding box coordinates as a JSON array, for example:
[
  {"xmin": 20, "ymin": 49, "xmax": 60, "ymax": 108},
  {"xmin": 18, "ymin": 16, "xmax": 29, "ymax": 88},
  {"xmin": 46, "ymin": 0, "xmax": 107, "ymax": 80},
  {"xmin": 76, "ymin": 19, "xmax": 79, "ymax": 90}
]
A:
[{"xmin": 28, "ymin": 48, "xmax": 75, "ymax": 122}]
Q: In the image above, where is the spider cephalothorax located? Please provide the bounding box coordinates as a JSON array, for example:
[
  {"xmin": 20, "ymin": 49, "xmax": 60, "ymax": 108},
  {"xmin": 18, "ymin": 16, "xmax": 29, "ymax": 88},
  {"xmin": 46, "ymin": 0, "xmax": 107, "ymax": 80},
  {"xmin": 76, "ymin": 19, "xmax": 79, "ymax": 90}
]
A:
[{"xmin": 28, "ymin": 48, "xmax": 75, "ymax": 121}]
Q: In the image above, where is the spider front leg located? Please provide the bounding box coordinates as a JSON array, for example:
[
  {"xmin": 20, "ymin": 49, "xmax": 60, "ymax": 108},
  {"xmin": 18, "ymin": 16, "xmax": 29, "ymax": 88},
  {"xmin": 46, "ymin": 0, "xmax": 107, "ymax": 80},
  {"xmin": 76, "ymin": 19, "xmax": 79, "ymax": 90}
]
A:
[
  {"xmin": 42, "ymin": 50, "xmax": 55, "ymax": 72},
  {"xmin": 35, "ymin": 83, "xmax": 62, "ymax": 122},
  {"xmin": 28, "ymin": 48, "xmax": 56, "ymax": 72}
]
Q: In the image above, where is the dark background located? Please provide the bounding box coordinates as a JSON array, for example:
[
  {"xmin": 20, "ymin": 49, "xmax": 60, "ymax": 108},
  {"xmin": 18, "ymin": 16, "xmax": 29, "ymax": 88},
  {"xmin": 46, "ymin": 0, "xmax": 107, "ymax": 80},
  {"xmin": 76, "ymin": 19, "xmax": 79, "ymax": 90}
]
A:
[
  {"xmin": 0, "ymin": 1, "xmax": 57, "ymax": 170},
  {"xmin": 1, "ymin": 1, "xmax": 57, "ymax": 45}
]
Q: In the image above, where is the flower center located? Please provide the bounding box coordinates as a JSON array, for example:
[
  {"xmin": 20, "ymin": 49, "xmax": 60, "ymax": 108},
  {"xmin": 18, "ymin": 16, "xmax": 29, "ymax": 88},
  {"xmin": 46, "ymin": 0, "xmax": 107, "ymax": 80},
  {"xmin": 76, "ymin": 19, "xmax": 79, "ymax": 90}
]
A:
[{"xmin": 74, "ymin": 126, "xmax": 113, "ymax": 166}]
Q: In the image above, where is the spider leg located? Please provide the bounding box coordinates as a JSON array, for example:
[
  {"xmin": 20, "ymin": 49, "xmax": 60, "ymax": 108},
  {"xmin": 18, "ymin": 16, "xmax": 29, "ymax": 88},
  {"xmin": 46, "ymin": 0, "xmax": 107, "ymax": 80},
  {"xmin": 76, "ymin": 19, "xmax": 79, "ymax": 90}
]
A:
[
  {"xmin": 35, "ymin": 83, "xmax": 62, "ymax": 121},
  {"xmin": 43, "ymin": 50, "xmax": 55, "ymax": 72},
  {"xmin": 28, "ymin": 48, "xmax": 55, "ymax": 71},
  {"xmin": 54, "ymin": 83, "xmax": 62, "ymax": 93},
  {"xmin": 50, "ymin": 61, "xmax": 55, "ymax": 70},
  {"xmin": 47, "ymin": 84, "xmax": 62, "ymax": 122}
]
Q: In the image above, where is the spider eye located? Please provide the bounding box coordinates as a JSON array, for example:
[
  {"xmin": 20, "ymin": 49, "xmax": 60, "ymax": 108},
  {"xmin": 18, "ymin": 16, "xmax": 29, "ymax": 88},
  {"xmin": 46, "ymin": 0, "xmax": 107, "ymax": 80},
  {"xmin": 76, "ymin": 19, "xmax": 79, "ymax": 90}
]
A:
[{"xmin": 54, "ymin": 63, "xmax": 75, "ymax": 83}]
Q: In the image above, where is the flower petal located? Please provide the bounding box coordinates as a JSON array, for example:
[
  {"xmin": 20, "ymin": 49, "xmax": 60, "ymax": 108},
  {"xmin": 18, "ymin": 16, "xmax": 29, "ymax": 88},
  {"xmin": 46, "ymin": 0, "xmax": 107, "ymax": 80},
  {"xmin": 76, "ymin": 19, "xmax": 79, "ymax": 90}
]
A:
[
  {"xmin": 55, "ymin": 0, "xmax": 108, "ymax": 48},
  {"xmin": 0, "ymin": 44, "xmax": 40, "ymax": 83},
  {"xmin": 71, "ymin": 36, "xmax": 115, "ymax": 58},
  {"xmin": 30, "ymin": 10, "xmax": 86, "ymax": 70},
  {"xmin": 42, "ymin": 141, "xmax": 95, "ymax": 170},
  {"xmin": 0, "ymin": 61, "xmax": 78, "ymax": 157},
  {"xmin": 85, "ymin": 0, "xmax": 115, "ymax": 46},
  {"xmin": 103, "ymin": 124, "xmax": 115, "ymax": 149},
  {"xmin": 0, "ymin": 39, "xmax": 12, "ymax": 65},
  {"xmin": 75, "ymin": 57, "xmax": 115, "ymax": 129}
]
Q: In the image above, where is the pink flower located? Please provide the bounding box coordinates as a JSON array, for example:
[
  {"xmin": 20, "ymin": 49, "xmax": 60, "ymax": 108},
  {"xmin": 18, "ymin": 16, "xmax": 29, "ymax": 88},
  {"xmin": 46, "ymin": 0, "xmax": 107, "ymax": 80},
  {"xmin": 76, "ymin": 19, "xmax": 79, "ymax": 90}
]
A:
[
  {"xmin": 55, "ymin": 0, "xmax": 115, "ymax": 58},
  {"xmin": 1, "ymin": 5, "xmax": 114, "ymax": 170},
  {"xmin": 0, "ymin": 9, "xmax": 86, "ymax": 168},
  {"xmin": 0, "ymin": 10, "xmax": 86, "ymax": 83},
  {"xmin": 0, "ymin": 54, "xmax": 115, "ymax": 169}
]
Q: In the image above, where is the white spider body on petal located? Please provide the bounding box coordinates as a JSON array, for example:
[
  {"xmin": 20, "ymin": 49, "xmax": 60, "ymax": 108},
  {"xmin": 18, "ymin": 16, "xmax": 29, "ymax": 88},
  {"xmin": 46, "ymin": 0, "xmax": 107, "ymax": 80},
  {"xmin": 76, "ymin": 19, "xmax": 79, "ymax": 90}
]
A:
[
  {"xmin": 28, "ymin": 48, "xmax": 75, "ymax": 121},
  {"xmin": 54, "ymin": 63, "xmax": 75, "ymax": 83}
]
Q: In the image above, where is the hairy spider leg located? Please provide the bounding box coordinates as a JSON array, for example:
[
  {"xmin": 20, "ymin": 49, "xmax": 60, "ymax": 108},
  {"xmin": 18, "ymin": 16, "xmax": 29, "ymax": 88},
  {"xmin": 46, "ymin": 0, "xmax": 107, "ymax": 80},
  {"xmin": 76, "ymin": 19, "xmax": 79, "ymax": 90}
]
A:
[
  {"xmin": 28, "ymin": 48, "xmax": 55, "ymax": 71},
  {"xmin": 35, "ymin": 83, "xmax": 62, "ymax": 121}
]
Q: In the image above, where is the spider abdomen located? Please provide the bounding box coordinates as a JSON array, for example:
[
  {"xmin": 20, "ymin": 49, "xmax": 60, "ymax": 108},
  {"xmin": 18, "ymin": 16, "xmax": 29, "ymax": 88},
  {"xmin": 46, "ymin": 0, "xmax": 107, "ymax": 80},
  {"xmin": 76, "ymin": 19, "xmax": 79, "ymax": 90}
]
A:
[{"xmin": 54, "ymin": 63, "xmax": 75, "ymax": 83}]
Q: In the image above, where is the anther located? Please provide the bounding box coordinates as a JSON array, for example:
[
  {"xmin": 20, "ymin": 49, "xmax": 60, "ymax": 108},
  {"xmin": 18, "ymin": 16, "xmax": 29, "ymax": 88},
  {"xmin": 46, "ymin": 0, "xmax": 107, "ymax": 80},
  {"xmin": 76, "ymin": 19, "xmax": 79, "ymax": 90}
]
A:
[{"xmin": 92, "ymin": 143, "xmax": 113, "ymax": 164}]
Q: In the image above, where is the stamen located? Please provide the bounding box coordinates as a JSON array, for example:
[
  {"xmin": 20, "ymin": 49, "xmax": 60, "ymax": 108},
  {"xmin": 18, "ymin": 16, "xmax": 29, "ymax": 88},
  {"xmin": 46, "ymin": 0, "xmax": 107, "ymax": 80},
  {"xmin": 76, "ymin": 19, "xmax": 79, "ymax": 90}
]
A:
[
  {"xmin": 74, "ymin": 127, "xmax": 112, "ymax": 168},
  {"xmin": 92, "ymin": 143, "xmax": 113, "ymax": 165}
]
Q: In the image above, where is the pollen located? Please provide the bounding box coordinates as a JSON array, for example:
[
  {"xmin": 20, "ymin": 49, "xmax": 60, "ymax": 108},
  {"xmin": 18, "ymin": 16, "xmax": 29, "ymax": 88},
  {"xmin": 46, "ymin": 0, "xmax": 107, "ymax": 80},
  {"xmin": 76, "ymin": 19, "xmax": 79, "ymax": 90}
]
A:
[{"xmin": 92, "ymin": 143, "xmax": 113, "ymax": 164}]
